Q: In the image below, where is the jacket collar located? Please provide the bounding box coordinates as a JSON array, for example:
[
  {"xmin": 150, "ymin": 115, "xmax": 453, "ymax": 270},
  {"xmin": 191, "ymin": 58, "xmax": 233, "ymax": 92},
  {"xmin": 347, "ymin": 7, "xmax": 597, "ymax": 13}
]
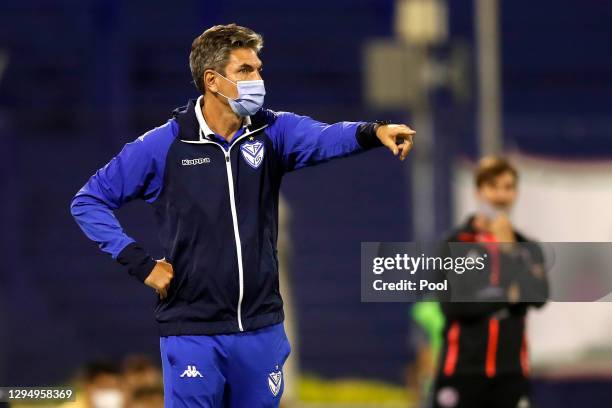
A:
[
  {"xmin": 172, "ymin": 96, "xmax": 252, "ymax": 143},
  {"xmin": 172, "ymin": 98, "xmax": 200, "ymax": 142},
  {"xmin": 194, "ymin": 95, "xmax": 251, "ymax": 138}
]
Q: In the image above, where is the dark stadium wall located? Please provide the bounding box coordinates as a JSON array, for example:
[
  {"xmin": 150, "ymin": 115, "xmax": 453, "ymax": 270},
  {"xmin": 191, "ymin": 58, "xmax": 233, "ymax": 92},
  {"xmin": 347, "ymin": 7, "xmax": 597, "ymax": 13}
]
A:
[{"xmin": 1, "ymin": 0, "xmax": 610, "ymax": 388}]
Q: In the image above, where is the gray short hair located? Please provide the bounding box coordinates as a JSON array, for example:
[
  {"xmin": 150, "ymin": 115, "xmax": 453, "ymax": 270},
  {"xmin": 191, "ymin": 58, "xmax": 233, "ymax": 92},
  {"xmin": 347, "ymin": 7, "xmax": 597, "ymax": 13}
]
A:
[{"xmin": 189, "ymin": 24, "xmax": 264, "ymax": 94}]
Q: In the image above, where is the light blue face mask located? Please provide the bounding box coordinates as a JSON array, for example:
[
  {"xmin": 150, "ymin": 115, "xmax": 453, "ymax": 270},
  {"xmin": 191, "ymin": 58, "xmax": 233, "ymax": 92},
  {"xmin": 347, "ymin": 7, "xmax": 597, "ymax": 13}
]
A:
[
  {"xmin": 214, "ymin": 72, "xmax": 266, "ymax": 116},
  {"xmin": 478, "ymin": 200, "xmax": 511, "ymax": 220}
]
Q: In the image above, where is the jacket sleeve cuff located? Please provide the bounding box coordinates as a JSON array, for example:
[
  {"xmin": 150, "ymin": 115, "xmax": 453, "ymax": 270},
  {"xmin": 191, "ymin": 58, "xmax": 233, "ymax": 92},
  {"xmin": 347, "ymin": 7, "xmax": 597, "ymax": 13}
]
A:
[
  {"xmin": 355, "ymin": 122, "xmax": 385, "ymax": 149},
  {"xmin": 117, "ymin": 242, "xmax": 156, "ymax": 282}
]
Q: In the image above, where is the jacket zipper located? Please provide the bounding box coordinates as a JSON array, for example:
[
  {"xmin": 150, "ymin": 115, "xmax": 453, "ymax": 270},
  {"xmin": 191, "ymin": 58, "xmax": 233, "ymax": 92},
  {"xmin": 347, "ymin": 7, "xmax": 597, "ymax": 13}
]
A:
[
  {"xmin": 223, "ymin": 150, "xmax": 245, "ymax": 331},
  {"xmin": 186, "ymin": 132, "xmax": 251, "ymax": 332},
  {"xmin": 181, "ymin": 125, "xmax": 267, "ymax": 332}
]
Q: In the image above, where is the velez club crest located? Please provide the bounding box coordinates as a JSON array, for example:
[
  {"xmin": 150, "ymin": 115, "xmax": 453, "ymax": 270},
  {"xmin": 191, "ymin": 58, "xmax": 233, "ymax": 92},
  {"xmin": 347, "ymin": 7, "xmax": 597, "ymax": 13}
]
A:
[
  {"xmin": 240, "ymin": 139, "xmax": 265, "ymax": 169},
  {"xmin": 268, "ymin": 365, "xmax": 282, "ymax": 397}
]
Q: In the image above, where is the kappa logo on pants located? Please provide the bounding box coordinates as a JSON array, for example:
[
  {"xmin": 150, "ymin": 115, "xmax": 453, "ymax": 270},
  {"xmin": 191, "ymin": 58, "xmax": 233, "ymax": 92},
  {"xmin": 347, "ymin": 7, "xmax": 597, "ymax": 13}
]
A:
[
  {"xmin": 180, "ymin": 365, "xmax": 203, "ymax": 378},
  {"xmin": 268, "ymin": 365, "xmax": 282, "ymax": 396}
]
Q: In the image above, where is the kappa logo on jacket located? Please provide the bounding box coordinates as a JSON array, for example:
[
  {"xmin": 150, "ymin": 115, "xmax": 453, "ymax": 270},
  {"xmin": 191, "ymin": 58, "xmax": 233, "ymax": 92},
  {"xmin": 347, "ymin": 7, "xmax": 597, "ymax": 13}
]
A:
[
  {"xmin": 182, "ymin": 157, "xmax": 211, "ymax": 166},
  {"xmin": 240, "ymin": 139, "xmax": 265, "ymax": 169}
]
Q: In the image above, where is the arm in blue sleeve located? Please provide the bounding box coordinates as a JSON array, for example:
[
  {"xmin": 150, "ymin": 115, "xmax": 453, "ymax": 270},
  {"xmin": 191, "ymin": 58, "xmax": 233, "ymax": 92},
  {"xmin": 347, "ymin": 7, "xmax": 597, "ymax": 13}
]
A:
[
  {"xmin": 70, "ymin": 120, "xmax": 176, "ymax": 281},
  {"xmin": 265, "ymin": 110, "xmax": 383, "ymax": 171}
]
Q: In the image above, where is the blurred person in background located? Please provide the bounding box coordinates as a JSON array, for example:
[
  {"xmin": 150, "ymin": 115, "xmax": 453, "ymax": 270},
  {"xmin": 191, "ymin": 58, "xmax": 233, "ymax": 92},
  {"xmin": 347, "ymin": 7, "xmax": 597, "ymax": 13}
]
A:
[
  {"xmin": 128, "ymin": 385, "xmax": 164, "ymax": 408},
  {"xmin": 70, "ymin": 23, "xmax": 415, "ymax": 407},
  {"xmin": 61, "ymin": 360, "xmax": 125, "ymax": 408},
  {"xmin": 432, "ymin": 156, "xmax": 548, "ymax": 408},
  {"xmin": 121, "ymin": 355, "xmax": 162, "ymax": 407},
  {"xmin": 407, "ymin": 301, "xmax": 445, "ymax": 408}
]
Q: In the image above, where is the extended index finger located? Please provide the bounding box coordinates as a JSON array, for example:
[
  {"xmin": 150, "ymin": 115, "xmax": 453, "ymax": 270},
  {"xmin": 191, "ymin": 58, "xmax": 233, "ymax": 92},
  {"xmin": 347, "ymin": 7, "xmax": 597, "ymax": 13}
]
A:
[{"xmin": 399, "ymin": 125, "xmax": 416, "ymax": 135}]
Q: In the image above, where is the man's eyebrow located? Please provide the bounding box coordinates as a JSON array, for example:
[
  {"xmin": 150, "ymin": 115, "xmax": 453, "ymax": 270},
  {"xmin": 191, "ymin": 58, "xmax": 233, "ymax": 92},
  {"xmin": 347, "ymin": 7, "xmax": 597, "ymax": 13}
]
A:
[{"xmin": 237, "ymin": 63, "xmax": 263, "ymax": 71}]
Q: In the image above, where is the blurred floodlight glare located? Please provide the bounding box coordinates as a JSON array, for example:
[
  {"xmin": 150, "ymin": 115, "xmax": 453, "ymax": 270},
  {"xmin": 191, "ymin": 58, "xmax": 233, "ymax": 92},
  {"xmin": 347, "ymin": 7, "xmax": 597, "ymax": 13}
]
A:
[{"xmin": 395, "ymin": 0, "xmax": 448, "ymax": 46}]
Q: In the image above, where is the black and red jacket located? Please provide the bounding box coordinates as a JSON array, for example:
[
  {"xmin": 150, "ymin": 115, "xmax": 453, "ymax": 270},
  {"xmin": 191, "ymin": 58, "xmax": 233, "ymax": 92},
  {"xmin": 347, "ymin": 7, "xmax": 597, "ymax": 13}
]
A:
[{"xmin": 437, "ymin": 216, "xmax": 548, "ymax": 378}]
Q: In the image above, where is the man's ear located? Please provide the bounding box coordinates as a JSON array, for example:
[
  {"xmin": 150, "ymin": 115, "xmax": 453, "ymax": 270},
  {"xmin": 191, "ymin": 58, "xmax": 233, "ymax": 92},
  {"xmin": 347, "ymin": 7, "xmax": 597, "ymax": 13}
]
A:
[{"xmin": 204, "ymin": 70, "xmax": 217, "ymax": 93}]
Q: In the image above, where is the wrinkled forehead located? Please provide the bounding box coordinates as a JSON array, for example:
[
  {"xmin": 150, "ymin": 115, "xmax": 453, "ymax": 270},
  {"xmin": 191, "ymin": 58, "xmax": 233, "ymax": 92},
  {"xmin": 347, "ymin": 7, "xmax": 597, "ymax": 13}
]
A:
[{"xmin": 225, "ymin": 48, "xmax": 262, "ymax": 70}]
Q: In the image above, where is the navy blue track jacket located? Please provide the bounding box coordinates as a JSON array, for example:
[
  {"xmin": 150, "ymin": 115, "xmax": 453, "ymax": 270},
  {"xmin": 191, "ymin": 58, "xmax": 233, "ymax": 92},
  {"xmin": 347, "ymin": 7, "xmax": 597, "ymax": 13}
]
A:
[{"xmin": 71, "ymin": 97, "xmax": 383, "ymax": 336}]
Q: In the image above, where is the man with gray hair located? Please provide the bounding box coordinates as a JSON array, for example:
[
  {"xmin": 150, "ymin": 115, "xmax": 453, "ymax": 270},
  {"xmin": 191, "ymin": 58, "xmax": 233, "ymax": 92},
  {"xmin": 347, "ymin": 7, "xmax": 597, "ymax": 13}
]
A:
[{"xmin": 71, "ymin": 23, "xmax": 415, "ymax": 407}]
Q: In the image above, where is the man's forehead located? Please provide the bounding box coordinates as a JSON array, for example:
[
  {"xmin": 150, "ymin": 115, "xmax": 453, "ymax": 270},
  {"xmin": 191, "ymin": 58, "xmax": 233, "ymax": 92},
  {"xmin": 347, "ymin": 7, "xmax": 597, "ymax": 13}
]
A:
[
  {"xmin": 495, "ymin": 171, "xmax": 517, "ymax": 182},
  {"xmin": 483, "ymin": 173, "xmax": 517, "ymax": 187},
  {"xmin": 227, "ymin": 49, "xmax": 262, "ymax": 67}
]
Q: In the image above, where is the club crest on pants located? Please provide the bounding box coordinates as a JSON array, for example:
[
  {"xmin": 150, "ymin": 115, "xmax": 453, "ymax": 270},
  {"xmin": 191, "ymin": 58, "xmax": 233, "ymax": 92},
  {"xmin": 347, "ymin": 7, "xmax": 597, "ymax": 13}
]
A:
[
  {"xmin": 268, "ymin": 365, "xmax": 282, "ymax": 397},
  {"xmin": 240, "ymin": 140, "xmax": 265, "ymax": 169}
]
